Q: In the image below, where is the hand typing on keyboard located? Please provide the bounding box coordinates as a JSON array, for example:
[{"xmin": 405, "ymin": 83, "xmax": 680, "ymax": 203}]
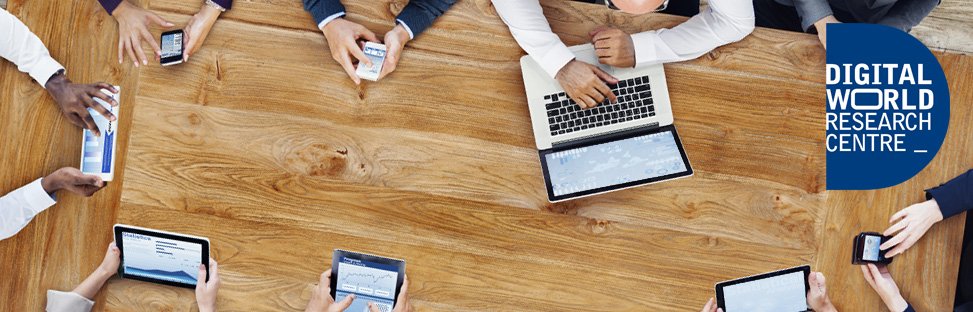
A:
[
  {"xmin": 554, "ymin": 60, "xmax": 619, "ymax": 109},
  {"xmin": 544, "ymin": 75, "xmax": 656, "ymax": 136}
]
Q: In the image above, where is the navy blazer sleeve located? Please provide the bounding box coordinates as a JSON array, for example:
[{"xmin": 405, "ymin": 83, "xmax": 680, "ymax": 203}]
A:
[
  {"xmin": 98, "ymin": 0, "xmax": 233, "ymax": 14},
  {"xmin": 926, "ymin": 169, "xmax": 973, "ymax": 219},
  {"xmin": 303, "ymin": 0, "xmax": 346, "ymax": 26},
  {"xmin": 903, "ymin": 304, "xmax": 915, "ymax": 312},
  {"xmin": 395, "ymin": 0, "xmax": 457, "ymax": 38}
]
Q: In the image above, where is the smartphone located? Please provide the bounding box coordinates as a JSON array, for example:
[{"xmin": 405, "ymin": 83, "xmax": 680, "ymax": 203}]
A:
[
  {"xmin": 852, "ymin": 232, "xmax": 893, "ymax": 265},
  {"xmin": 160, "ymin": 29, "xmax": 185, "ymax": 66}
]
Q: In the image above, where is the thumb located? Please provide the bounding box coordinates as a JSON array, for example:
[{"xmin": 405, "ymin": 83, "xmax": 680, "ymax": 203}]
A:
[
  {"xmin": 196, "ymin": 264, "xmax": 207, "ymax": 291},
  {"xmin": 368, "ymin": 302, "xmax": 382, "ymax": 312},
  {"xmin": 150, "ymin": 12, "xmax": 174, "ymax": 27},
  {"xmin": 592, "ymin": 66, "xmax": 619, "ymax": 84},
  {"xmin": 334, "ymin": 294, "xmax": 356, "ymax": 310},
  {"xmin": 80, "ymin": 174, "xmax": 104, "ymax": 188}
]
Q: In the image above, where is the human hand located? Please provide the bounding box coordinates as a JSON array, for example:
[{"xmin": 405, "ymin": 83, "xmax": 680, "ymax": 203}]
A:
[
  {"xmin": 813, "ymin": 15, "xmax": 840, "ymax": 49},
  {"xmin": 183, "ymin": 4, "xmax": 222, "ymax": 62},
  {"xmin": 45, "ymin": 73, "xmax": 119, "ymax": 137},
  {"xmin": 110, "ymin": 1, "xmax": 173, "ymax": 66},
  {"xmin": 368, "ymin": 274, "xmax": 412, "ymax": 312},
  {"xmin": 378, "ymin": 25, "xmax": 411, "ymax": 80},
  {"xmin": 41, "ymin": 168, "xmax": 106, "ymax": 197},
  {"xmin": 97, "ymin": 242, "xmax": 121, "ymax": 277},
  {"xmin": 590, "ymin": 26, "xmax": 636, "ymax": 68},
  {"xmin": 196, "ymin": 258, "xmax": 220, "ymax": 312},
  {"xmin": 807, "ymin": 272, "xmax": 837, "ymax": 312},
  {"xmin": 306, "ymin": 269, "xmax": 356, "ymax": 312},
  {"xmin": 881, "ymin": 199, "xmax": 944, "ymax": 258},
  {"xmin": 861, "ymin": 264, "xmax": 909, "ymax": 312},
  {"xmin": 321, "ymin": 18, "xmax": 380, "ymax": 85},
  {"xmin": 555, "ymin": 60, "xmax": 618, "ymax": 109},
  {"xmin": 699, "ymin": 297, "xmax": 722, "ymax": 312}
]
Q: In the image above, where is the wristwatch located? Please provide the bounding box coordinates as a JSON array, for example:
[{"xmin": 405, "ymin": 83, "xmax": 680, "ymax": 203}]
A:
[{"xmin": 204, "ymin": 0, "xmax": 226, "ymax": 12}]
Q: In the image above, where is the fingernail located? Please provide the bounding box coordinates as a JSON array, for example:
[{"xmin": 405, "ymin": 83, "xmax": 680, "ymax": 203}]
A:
[
  {"xmin": 143, "ymin": 60, "xmax": 147, "ymax": 65},
  {"xmin": 111, "ymin": 116, "xmax": 117, "ymax": 121}
]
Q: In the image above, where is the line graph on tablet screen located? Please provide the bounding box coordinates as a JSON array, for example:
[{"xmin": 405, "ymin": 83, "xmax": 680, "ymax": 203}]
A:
[{"xmin": 337, "ymin": 262, "xmax": 398, "ymax": 299}]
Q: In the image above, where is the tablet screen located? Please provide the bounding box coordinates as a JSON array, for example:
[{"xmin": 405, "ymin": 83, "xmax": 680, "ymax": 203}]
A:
[
  {"xmin": 722, "ymin": 270, "xmax": 808, "ymax": 312},
  {"xmin": 335, "ymin": 255, "xmax": 399, "ymax": 312},
  {"xmin": 544, "ymin": 129, "xmax": 688, "ymax": 197},
  {"xmin": 121, "ymin": 231, "xmax": 204, "ymax": 286}
]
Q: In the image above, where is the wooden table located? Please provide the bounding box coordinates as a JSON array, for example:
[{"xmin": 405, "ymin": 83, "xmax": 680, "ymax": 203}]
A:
[{"xmin": 1, "ymin": 0, "xmax": 970, "ymax": 311}]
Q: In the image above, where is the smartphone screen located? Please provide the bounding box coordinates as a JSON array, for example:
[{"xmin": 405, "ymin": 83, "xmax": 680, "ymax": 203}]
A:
[
  {"xmin": 861, "ymin": 234, "xmax": 882, "ymax": 261},
  {"xmin": 161, "ymin": 30, "xmax": 184, "ymax": 66}
]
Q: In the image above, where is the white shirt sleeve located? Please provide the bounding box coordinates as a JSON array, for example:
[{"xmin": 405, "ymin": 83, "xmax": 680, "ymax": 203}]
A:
[
  {"xmin": 46, "ymin": 290, "xmax": 95, "ymax": 312},
  {"xmin": 630, "ymin": 0, "xmax": 755, "ymax": 66},
  {"xmin": 0, "ymin": 8, "xmax": 66, "ymax": 88},
  {"xmin": 491, "ymin": 0, "xmax": 576, "ymax": 79},
  {"xmin": 0, "ymin": 179, "xmax": 57, "ymax": 241}
]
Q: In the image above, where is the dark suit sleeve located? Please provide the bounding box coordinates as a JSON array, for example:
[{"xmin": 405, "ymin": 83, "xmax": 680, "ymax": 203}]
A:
[
  {"xmin": 213, "ymin": 0, "xmax": 233, "ymax": 10},
  {"xmin": 395, "ymin": 0, "xmax": 458, "ymax": 38},
  {"xmin": 98, "ymin": 0, "xmax": 123, "ymax": 14},
  {"xmin": 875, "ymin": 0, "xmax": 939, "ymax": 32},
  {"xmin": 926, "ymin": 169, "xmax": 973, "ymax": 219},
  {"xmin": 303, "ymin": 0, "xmax": 346, "ymax": 26},
  {"xmin": 903, "ymin": 304, "xmax": 916, "ymax": 312}
]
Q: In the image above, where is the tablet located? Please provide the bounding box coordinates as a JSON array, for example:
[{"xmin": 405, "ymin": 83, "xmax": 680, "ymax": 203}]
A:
[
  {"xmin": 114, "ymin": 224, "xmax": 210, "ymax": 289},
  {"xmin": 80, "ymin": 86, "xmax": 120, "ymax": 181},
  {"xmin": 715, "ymin": 265, "xmax": 810, "ymax": 312},
  {"xmin": 331, "ymin": 249, "xmax": 406, "ymax": 312}
]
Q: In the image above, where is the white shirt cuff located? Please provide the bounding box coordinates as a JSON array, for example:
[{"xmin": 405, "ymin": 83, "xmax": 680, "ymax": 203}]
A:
[
  {"xmin": 31, "ymin": 58, "xmax": 65, "ymax": 88},
  {"xmin": 46, "ymin": 290, "xmax": 95, "ymax": 312},
  {"xmin": 317, "ymin": 12, "xmax": 346, "ymax": 30},
  {"xmin": 22, "ymin": 178, "xmax": 56, "ymax": 214},
  {"xmin": 395, "ymin": 19, "xmax": 415, "ymax": 40},
  {"xmin": 630, "ymin": 31, "xmax": 660, "ymax": 67},
  {"xmin": 535, "ymin": 43, "xmax": 576, "ymax": 78}
]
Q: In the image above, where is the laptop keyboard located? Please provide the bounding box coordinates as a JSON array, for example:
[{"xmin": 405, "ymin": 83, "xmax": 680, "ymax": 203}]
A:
[{"xmin": 543, "ymin": 75, "xmax": 656, "ymax": 136}]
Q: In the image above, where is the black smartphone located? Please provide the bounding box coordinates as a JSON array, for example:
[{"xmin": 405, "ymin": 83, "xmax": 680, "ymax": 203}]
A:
[
  {"xmin": 160, "ymin": 29, "xmax": 185, "ymax": 66},
  {"xmin": 852, "ymin": 232, "xmax": 893, "ymax": 265}
]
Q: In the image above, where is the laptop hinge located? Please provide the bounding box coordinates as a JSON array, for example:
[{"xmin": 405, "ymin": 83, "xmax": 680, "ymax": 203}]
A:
[{"xmin": 551, "ymin": 122, "xmax": 661, "ymax": 150}]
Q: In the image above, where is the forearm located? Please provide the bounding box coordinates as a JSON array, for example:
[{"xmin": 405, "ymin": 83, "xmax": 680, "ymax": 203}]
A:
[
  {"xmin": 792, "ymin": 0, "xmax": 834, "ymax": 32},
  {"xmin": 926, "ymin": 169, "xmax": 973, "ymax": 218},
  {"xmin": 303, "ymin": 0, "xmax": 345, "ymax": 26},
  {"xmin": 72, "ymin": 268, "xmax": 114, "ymax": 300},
  {"xmin": 395, "ymin": 0, "xmax": 457, "ymax": 39},
  {"xmin": 0, "ymin": 179, "xmax": 57, "ymax": 241},
  {"xmin": 491, "ymin": 0, "xmax": 574, "ymax": 78}
]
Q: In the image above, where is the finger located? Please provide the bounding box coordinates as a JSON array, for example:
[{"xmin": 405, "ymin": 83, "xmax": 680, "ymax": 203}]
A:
[
  {"xmin": 885, "ymin": 234, "xmax": 915, "ymax": 258},
  {"xmin": 118, "ymin": 37, "xmax": 125, "ymax": 64},
  {"xmin": 319, "ymin": 269, "xmax": 331, "ymax": 287},
  {"xmin": 379, "ymin": 51, "xmax": 397, "ymax": 80},
  {"xmin": 595, "ymin": 47, "xmax": 612, "ymax": 57},
  {"xmin": 132, "ymin": 33, "xmax": 148, "ymax": 66},
  {"xmin": 80, "ymin": 174, "xmax": 104, "ymax": 188},
  {"xmin": 95, "ymin": 82, "xmax": 120, "ymax": 97},
  {"xmin": 593, "ymin": 79, "xmax": 616, "ymax": 103},
  {"xmin": 196, "ymin": 264, "xmax": 207, "ymax": 290},
  {"xmin": 889, "ymin": 208, "xmax": 909, "ymax": 223},
  {"xmin": 568, "ymin": 92, "xmax": 587, "ymax": 109},
  {"xmin": 337, "ymin": 54, "xmax": 361, "ymax": 85},
  {"xmin": 369, "ymin": 302, "xmax": 382, "ymax": 312},
  {"xmin": 860, "ymin": 265, "xmax": 875, "ymax": 286},
  {"xmin": 358, "ymin": 28, "xmax": 379, "ymax": 43},
  {"xmin": 209, "ymin": 259, "xmax": 220, "ymax": 285},
  {"xmin": 334, "ymin": 294, "xmax": 356, "ymax": 310},
  {"xmin": 88, "ymin": 87, "xmax": 118, "ymax": 114},
  {"xmin": 347, "ymin": 39, "xmax": 372, "ymax": 67},
  {"xmin": 124, "ymin": 38, "xmax": 138, "ymax": 67},
  {"xmin": 589, "ymin": 25, "xmax": 611, "ymax": 37},
  {"xmin": 880, "ymin": 231, "xmax": 909, "ymax": 251},
  {"xmin": 83, "ymin": 93, "xmax": 115, "ymax": 121},
  {"xmin": 587, "ymin": 88, "xmax": 606, "ymax": 105},
  {"xmin": 149, "ymin": 12, "xmax": 175, "ymax": 27},
  {"xmin": 883, "ymin": 219, "xmax": 909, "ymax": 237},
  {"xmin": 139, "ymin": 27, "xmax": 161, "ymax": 58},
  {"xmin": 66, "ymin": 112, "xmax": 86, "ymax": 129},
  {"xmin": 702, "ymin": 297, "xmax": 715, "ymax": 311},
  {"xmin": 81, "ymin": 113, "xmax": 100, "ymax": 137},
  {"xmin": 867, "ymin": 264, "xmax": 884, "ymax": 282},
  {"xmin": 397, "ymin": 274, "xmax": 409, "ymax": 303},
  {"xmin": 592, "ymin": 66, "xmax": 620, "ymax": 84},
  {"xmin": 593, "ymin": 29, "xmax": 617, "ymax": 42},
  {"xmin": 579, "ymin": 94, "xmax": 598, "ymax": 109}
]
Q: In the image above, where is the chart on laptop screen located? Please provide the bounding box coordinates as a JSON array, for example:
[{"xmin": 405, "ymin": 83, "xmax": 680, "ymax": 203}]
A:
[{"xmin": 545, "ymin": 130, "xmax": 687, "ymax": 196}]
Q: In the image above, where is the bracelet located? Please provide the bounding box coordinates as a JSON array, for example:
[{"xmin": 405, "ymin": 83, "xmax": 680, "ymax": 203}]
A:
[{"xmin": 204, "ymin": 0, "xmax": 226, "ymax": 12}]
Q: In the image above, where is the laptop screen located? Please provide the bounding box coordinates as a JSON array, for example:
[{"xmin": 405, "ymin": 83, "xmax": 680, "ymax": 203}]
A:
[{"xmin": 540, "ymin": 126, "xmax": 692, "ymax": 201}]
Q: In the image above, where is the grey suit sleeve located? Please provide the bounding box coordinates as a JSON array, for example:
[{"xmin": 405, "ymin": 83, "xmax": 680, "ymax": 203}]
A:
[
  {"xmin": 789, "ymin": 0, "xmax": 834, "ymax": 32},
  {"xmin": 875, "ymin": 0, "xmax": 939, "ymax": 32}
]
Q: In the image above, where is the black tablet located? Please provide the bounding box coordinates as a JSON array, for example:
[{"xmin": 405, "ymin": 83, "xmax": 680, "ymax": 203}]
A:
[
  {"xmin": 114, "ymin": 224, "xmax": 210, "ymax": 289},
  {"xmin": 715, "ymin": 265, "xmax": 810, "ymax": 312},
  {"xmin": 330, "ymin": 249, "xmax": 406, "ymax": 311}
]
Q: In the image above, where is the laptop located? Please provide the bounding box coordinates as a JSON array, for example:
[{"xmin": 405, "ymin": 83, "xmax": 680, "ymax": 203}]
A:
[{"xmin": 520, "ymin": 44, "xmax": 693, "ymax": 202}]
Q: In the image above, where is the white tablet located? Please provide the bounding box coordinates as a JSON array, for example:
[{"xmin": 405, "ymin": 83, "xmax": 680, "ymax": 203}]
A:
[
  {"xmin": 80, "ymin": 86, "xmax": 120, "ymax": 181},
  {"xmin": 114, "ymin": 224, "xmax": 210, "ymax": 289}
]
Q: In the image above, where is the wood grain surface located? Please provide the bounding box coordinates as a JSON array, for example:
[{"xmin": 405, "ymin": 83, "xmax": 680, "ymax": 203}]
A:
[{"xmin": 0, "ymin": 0, "xmax": 969, "ymax": 311}]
